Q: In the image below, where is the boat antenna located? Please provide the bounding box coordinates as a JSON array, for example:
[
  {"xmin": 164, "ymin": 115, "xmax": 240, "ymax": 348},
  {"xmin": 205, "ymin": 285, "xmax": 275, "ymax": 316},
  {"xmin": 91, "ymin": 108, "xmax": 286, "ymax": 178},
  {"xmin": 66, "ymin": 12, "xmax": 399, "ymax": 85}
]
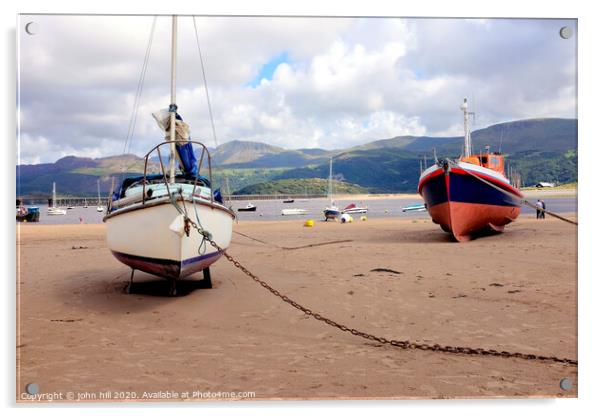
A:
[
  {"xmin": 193, "ymin": 16, "xmax": 219, "ymax": 149},
  {"xmin": 461, "ymin": 98, "xmax": 475, "ymax": 157},
  {"xmin": 498, "ymin": 123, "xmax": 505, "ymax": 154},
  {"xmin": 168, "ymin": 15, "xmax": 178, "ymax": 184}
]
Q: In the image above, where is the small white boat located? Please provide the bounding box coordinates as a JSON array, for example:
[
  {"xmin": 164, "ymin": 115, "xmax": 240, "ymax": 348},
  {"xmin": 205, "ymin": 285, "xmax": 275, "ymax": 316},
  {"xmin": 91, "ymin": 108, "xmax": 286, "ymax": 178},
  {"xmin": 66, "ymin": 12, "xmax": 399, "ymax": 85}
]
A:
[
  {"xmin": 238, "ymin": 203, "xmax": 257, "ymax": 212},
  {"xmin": 402, "ymin": 203, "xmax": 427, "ymax": 212},
  {"xmin": 342, "ymin": 203, "xmax": 368, "ymax": 214},
  {"xmin": 281, "ymin": 208, "xmax": 308, "ymax": 216},
  {"xmin": 47, "ymin": 182, "xmax": 66, "ymax": 215}
]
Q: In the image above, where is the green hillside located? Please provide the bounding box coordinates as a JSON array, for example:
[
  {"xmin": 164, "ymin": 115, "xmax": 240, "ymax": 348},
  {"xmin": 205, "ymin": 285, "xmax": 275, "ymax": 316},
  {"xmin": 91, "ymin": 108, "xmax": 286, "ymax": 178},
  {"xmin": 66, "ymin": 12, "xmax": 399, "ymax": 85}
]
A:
[
  {"xmin": 234, "ymin": 178, "xmax": 369, "ymax": 195},
  {"xmin": 16, "ymin": 118, "xmax": 578, "ymax": 197}
]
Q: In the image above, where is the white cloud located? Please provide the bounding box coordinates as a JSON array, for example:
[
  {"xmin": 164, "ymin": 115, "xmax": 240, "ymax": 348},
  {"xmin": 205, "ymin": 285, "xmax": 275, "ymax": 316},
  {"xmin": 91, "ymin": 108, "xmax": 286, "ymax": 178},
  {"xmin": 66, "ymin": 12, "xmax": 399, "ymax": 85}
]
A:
[{"xmin": 18, "ymin": 15, "xmax": 577, "ymax": 163}]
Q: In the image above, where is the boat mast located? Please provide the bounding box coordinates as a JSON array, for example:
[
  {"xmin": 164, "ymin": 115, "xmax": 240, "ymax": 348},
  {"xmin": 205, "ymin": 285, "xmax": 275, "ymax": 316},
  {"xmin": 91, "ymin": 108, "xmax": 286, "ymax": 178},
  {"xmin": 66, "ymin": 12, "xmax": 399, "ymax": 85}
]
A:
[
  {"xmin": 52, "ymin": 182, "xmax": 56, "ymax": 208},
  {"xmin": 328, "ymin": 157, "xmax": 333, "ymax": 205},
  {"xmin": 168, "ymin": 15, "xmax": 178, "ymax": 184},
  {"xmin": 461, "ymin": 98, "xmax": 473, "ymax": 157}
]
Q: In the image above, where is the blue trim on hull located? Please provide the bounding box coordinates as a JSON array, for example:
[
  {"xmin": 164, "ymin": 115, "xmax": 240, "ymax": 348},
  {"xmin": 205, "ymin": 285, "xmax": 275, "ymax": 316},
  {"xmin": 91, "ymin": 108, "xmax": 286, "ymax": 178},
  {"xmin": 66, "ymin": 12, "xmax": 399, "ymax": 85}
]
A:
[
  {"xmin": 420, "ymin": 170, "xmax": 520, "ymax": 208},
  {"xmin": 449, "ymin": 172, "xmax": 520, "ymax": 207},
  {"xmin": 420, "ymin": 171, "xmax": 448, "ymax": 208},
  {"xmin": 111, "ymin": 249, "xmax": 223, "ymax": 280}
]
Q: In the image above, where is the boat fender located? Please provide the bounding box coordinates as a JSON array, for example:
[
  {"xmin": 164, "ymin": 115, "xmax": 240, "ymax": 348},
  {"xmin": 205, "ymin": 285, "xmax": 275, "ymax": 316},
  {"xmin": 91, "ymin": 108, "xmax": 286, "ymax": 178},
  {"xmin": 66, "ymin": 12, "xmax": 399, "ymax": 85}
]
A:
[
  {"xmin": 304, "ymin": 219, "xmax": 314, "ymax": 227},
  {"xmin": 360, "ymin": 216, "xmax": 367, "ymax": 221},
  {"xmin": 340, "ymin": 213, "xmax": 353, "ymax": 223},
  {"xmin": 169, "ymin": 214, "xmax": 186, "ymax": 236},
  {"xmin": 146, "ymin": 188, "xmax": 153, "ymax": 198}
]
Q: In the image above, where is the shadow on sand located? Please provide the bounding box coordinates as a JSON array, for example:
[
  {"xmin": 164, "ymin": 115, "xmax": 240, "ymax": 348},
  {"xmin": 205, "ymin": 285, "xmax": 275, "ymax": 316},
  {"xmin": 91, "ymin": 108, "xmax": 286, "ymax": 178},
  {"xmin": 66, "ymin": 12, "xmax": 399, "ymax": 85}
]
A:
[{"xmin": 125, "ymin": 276, "xmax": 212, "ymax": 297}]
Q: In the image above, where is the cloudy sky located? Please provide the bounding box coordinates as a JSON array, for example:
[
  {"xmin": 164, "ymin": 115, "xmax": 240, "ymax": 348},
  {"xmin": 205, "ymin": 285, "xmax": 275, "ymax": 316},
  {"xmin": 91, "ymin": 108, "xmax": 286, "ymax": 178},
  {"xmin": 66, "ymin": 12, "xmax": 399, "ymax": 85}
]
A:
[{"xmin": 17, "ymin": 15, "xmax": 577, "ymax": 164}]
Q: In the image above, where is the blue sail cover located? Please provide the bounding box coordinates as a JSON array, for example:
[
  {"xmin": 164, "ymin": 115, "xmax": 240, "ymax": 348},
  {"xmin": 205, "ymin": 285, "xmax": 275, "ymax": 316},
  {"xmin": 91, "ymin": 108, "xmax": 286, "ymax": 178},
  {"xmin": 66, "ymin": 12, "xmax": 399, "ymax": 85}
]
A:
[
  {"xmin": 174, "ymin": 113, "xmax": 198, "ymax": 176},
  {"xmin": 177, "ymin": 142, "xmax": 198, "ymax": 176}
]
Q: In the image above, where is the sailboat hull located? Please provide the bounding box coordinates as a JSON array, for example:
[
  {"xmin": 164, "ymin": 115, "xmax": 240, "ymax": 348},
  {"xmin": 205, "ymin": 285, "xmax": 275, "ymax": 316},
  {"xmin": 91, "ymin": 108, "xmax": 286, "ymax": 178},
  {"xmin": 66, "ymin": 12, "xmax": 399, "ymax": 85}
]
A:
[
  {"xmin": 104, "ymin": 198, "xmax": 234, "ymax": 279},
  {"xmin": 418, "ymin": 163, "xmax": 522, "ymax": 241},
  {"xmin": 324, "ymin": 209, "xmax": 340, "ymax": 220}
]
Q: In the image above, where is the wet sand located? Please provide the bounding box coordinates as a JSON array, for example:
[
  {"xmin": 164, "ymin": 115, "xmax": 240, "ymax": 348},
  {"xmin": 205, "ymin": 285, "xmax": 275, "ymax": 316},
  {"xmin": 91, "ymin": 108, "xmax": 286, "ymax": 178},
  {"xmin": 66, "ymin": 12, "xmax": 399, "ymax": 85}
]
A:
[{"xmin": 16, "ymin": 217, "xmax": 577, "ymax": 401}]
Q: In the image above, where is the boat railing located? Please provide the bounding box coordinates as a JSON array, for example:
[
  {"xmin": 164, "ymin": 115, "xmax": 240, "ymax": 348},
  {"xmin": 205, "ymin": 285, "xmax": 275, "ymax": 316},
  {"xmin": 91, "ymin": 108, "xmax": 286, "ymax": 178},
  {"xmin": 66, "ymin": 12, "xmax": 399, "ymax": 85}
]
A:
[{"xmin": 141, "ymin": 140, "xmax": 214, "ymax": 206}]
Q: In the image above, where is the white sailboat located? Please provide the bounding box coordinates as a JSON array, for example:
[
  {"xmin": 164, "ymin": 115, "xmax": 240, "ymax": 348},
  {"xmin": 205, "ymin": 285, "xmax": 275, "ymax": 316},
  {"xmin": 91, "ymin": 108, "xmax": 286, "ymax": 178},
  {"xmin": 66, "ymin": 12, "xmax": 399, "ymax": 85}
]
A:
[
  {"xmin": 323, "ymin": 157, "xmax": 340, "ymax": 221},
  {"xmin": 96, "ymin": 179, "xmax": 104, "ymax": 212},
  {"xmin": 47, "ymin": 182, "xmax": 66, "ymax": 215},
  {"xmin": 104, "ymin": 16, "xmax": 234, "ymax": 295}
]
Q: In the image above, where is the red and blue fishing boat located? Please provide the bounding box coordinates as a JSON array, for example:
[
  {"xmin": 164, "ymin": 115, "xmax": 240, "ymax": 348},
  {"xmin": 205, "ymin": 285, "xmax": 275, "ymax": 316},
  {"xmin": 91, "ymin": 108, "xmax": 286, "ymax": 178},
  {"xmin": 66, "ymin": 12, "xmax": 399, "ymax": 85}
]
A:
[{"xmin": 418, "ymin": 99, "xmax": 523, "ymax": 242}]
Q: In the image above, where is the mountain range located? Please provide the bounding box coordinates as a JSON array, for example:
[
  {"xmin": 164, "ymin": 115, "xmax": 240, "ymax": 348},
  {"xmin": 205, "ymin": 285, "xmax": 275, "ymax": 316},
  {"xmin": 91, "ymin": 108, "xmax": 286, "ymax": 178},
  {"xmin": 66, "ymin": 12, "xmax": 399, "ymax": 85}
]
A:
[{"xmin": 16, "ymin": 118, "xmax": 577, "ymax": 197}]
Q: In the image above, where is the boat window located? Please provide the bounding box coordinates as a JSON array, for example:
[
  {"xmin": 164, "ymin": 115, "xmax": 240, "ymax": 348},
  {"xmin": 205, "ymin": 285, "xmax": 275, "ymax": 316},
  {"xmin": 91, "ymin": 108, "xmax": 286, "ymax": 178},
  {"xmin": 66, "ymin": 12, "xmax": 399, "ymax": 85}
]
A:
[
  {"xmin": 489, "ymin": 157, "xmax": 499, "ymax": 168},
  {"xmin": 479, "ymin": 156, "xmax": 488, "ymax": 165}
]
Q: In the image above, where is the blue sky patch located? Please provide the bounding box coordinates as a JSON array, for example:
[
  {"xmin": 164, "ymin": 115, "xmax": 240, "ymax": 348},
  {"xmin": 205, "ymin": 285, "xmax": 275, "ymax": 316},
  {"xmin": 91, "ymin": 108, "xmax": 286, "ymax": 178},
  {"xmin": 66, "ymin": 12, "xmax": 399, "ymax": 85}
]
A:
[{"xmin": 247, "ymin": 52, "xmax": 289, "ymax": 87}]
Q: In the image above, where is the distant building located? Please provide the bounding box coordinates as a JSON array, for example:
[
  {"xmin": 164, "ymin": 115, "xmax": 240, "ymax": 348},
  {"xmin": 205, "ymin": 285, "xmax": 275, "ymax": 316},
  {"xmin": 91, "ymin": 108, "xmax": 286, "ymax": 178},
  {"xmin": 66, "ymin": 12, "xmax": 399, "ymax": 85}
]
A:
[{"xmin": 535, "ymin": 182, "xmax": 556, "ymax": 188}]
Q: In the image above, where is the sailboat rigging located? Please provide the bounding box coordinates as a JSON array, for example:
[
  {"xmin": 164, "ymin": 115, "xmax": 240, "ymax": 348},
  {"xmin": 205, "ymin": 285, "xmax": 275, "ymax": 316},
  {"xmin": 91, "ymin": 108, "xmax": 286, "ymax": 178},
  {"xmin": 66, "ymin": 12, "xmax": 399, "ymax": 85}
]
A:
[
  {"xmin": 96, "ymin": 179, "xmax": 104, "ymax": 212},
  {"xmin": 323, "ymin": 157, "xmax": 340, "ymax": 221},
  {"xmin": 47, "ymin": 182, "xmax": 66, "ymax": 216}
]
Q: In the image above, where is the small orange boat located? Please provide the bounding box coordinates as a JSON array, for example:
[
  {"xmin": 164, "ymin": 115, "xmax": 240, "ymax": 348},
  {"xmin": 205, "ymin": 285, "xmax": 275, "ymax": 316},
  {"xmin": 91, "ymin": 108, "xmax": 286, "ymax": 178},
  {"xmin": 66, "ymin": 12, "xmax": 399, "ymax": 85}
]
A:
[{"xmin": 418, "ymin": 99, "xmax": 523, "ymax": 242}]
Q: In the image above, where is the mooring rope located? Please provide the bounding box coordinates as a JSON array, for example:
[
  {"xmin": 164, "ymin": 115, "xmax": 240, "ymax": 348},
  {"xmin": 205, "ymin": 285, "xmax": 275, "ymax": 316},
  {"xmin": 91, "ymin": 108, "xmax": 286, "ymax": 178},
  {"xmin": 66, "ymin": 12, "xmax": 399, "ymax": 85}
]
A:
[
  {"xmin": 448, "ymin": 159, "xmax": 577, "ymax": 226},
  {"xmin": 121, "ymin": 16, "xmax": 157, "ymax": 167},
  {"xmin": 192, "ymin": 16, "xmax": 219, "ymax": 150},
  {"xmin": 233, "ymin": 230, "xmax": 352, "ymax": 251}
]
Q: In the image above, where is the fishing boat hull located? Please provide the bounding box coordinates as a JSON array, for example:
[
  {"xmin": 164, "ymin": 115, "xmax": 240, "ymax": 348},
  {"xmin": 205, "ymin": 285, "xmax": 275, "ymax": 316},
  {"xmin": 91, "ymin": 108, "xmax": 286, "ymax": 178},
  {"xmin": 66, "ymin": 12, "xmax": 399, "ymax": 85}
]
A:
[
  {"xmin": 104, "ymin": 198, "xmax": 234, "ymax": 279},
  {"xmin": 237, "ymin": 206, "xmax": 257, "ymax": 212},
  {"xmin": 418, "ymin": 162, "xmax": 522, "ymax": 241}
]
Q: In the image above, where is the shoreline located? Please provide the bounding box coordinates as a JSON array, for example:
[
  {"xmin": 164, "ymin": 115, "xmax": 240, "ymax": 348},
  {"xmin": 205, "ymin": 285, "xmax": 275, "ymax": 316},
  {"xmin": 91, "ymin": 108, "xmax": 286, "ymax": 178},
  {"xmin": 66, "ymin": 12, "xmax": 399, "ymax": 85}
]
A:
[{"xmin": 18, "ymin": 188, "xmax": 577, "ymax": 204}]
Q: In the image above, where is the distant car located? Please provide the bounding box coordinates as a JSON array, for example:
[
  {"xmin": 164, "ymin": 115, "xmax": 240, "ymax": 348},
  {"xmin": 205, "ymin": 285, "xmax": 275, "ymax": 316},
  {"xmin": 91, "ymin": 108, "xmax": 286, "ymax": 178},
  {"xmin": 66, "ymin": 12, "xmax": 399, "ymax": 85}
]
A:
[{"xmin": 535, "ymin": 182, "xmax": 556, "ymax": 188}]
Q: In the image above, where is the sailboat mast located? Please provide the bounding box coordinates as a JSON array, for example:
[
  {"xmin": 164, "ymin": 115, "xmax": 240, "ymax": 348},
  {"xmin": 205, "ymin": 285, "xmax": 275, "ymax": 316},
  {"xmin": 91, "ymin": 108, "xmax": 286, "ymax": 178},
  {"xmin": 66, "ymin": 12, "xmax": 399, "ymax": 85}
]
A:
[
  {"xmin": 52, "ymin": 182, "xmax": 56, "ymax": 208},
  {"xmin": 168, "ymin": 15, "xmax": 178, "ymax": 184},
  {"xmin": 461, "ymin": 98, "xmax": 472, "ymax": 157},
  {"xmin": 328, "ymin": 157, "xmax": 333, "ymax": 205}
]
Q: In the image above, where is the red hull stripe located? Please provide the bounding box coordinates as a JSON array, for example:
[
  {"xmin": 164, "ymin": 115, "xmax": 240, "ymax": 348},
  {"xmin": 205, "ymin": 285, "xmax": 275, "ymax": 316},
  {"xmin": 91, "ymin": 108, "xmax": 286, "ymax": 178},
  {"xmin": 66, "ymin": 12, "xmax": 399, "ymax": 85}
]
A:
[{"xmin": 418, "ymin": 168, "xmax": 444, "ymax": 193}]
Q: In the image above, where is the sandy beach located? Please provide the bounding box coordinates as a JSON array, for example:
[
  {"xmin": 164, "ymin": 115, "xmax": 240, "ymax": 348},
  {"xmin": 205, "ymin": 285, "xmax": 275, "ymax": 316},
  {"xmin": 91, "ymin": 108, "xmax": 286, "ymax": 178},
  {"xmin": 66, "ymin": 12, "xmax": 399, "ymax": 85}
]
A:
[{"xmin": 16, "ymin": 216, "xmax": 577, "ymax": 401}]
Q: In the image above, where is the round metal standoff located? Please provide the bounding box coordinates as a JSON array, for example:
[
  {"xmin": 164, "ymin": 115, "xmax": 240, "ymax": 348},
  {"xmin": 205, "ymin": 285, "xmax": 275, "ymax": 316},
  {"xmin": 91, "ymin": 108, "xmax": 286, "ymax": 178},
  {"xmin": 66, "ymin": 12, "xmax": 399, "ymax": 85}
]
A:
[
  {"xmin": 559, "ymin": 26, "xmax": 573, "ymax": 39},
  {"xmin": 25, "ymin": 383, "xmax": 39, "ymax": 395},
  {"xmin": 25, "ymin": 22, "xmax": 38, "ymax": 35},
  {"xmin": 559, "ymin": 377, "xmax": 573, "ymax": 391}
]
